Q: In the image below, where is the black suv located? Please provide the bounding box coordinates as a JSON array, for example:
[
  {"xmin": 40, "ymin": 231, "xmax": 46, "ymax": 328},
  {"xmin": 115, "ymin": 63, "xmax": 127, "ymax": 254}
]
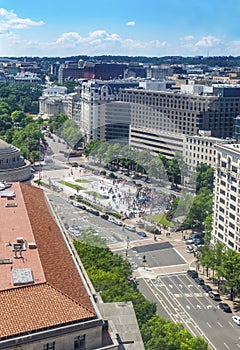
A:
[
  {"xmin": 187, "ymin": 270, "xmax": 198, "ymax": 279},
  {"xmin": 202, "ymin": 284, "xmax": 212, "ymax": 293},
  {"xmin": 219, "ymin": 302, "xmax": 232, "ymax": 313},
  {"xmin": 195, "ymin": 277, "xmax": 205, "ymax": 285}
]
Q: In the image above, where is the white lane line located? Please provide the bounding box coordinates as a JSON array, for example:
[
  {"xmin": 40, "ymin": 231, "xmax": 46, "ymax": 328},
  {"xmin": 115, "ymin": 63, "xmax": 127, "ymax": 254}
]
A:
[
  {"xmin": 217, "ymin": 321, "xmax": 223, "ymax": 328},
  {"xmin": 224, "ymin": 343, "xmax": 230, "ymax": 349},
  {"xmin": 186, "ymin": 305, "xmax": 190, "ymax": 310},
  {"xmin": 206, "ymin": 322, "xmax": 212, "ymax": 328}
]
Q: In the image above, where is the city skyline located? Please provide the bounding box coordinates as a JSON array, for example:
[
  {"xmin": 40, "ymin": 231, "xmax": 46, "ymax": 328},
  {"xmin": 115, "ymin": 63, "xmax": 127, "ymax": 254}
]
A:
[{"xmin": 0, "ymin": 0, "xmax": 240, "ymax": 57}]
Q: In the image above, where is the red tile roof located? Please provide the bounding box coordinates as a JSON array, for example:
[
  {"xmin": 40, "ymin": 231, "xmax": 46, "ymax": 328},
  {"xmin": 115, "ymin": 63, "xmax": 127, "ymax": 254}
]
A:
[
  {"xmin": 19, "ymin": 183, "xmax": 95, "ymax": 312},
  {"xmin": 0, "ymin": 283, "xmax": 94, "ymax": 339}
]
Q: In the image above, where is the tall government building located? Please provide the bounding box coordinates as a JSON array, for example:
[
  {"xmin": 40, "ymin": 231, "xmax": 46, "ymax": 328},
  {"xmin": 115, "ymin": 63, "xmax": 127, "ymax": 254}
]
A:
[{"xmin": 212, "ymin": 143, "xmax": 240, "ymax": 252}]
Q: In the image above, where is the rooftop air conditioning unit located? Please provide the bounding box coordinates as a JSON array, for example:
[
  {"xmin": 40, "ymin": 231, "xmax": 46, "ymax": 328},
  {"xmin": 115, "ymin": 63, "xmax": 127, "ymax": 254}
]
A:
[
  {"xmin": 28, "ymin": 242, "xmax": 37, "ymax": 249},
  {"xmin": 16, "ymin": 237, "xmax": 24, "ymax": 243}
]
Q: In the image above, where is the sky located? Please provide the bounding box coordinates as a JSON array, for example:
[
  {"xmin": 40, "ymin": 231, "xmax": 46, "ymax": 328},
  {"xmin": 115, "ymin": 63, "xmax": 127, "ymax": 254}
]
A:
[{"xmin": 0, "ymin": 0, "xmax": 240, "ymax": 57}]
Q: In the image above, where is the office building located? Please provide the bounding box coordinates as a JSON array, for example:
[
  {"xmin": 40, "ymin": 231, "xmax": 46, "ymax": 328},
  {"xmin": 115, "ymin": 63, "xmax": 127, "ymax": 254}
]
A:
[
  {"xmin": 119, "ymin": 83, "xmax": 240, "ymax": 157},
  {"xmin": 79, "ymin": 80, "xmax": 138, "ymax": 143},
  {"xmin": 183, "ymin": 131, "xmax": 230, "ymax": 172},
  {"xmin": 212, "ymin": 143, "xmax": 240, "ymax": 252}
]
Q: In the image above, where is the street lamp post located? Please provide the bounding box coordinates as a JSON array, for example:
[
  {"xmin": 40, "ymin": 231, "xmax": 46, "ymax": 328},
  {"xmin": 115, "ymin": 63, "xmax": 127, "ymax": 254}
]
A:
[{"xmin": 126, "ymin": 236, "xmax": 130, "ymax": 256}]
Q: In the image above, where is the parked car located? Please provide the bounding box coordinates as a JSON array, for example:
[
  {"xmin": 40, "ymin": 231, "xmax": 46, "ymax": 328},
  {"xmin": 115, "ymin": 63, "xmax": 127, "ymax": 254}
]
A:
[
  {"xmin": 100, "ymin": 214, "xmax": 109, "ymax": 220},
  {"xmin": 125, "ymin": 224, "xmax": 136, "ymax": 232},
  {"xmin": 114, "ymin": 220, "xmax": 123, "ymax": 226},
  {"xmin": 193, "ymin": 238, "xmax": 205, "ymax": 246},
  {"xmin": 187, "ymin": 269, "xmax": 196, "ymax": 276},
  {"xmin": 202, "ymin": 284, "xmax": 212, "ymax": 293},
  {"xmin": 209, "ymin": 291, "xmax": 221, "ymax": 301},
  {"xmin": 137, "ymin": 231, "xmax": 147, "ymax": 237},
  {"xmin": 219, "ymin": 302, "xmax": 232, "ymax": 313},
  {"xmin": 232, "ymin": 315, "xmax": 240, "ymax": 325},
  {"xmin": 195, "ymin": 277, "xmax": 205, "ymax": 285},
  {"xmin": 187, "ymin": 270, "xmax": 198, "ymax": 279},
  {"xmin": 108, "ymin": 217, "xmax": 116, "ymax": 223}
]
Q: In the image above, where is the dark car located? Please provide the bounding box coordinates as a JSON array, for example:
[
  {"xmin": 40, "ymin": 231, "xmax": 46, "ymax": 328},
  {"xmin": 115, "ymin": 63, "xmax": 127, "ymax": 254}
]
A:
[
  {"xmin": 79, "ymin": 205, "xmax": 86, "ymax": 210},
  {"xmin": 195, "ymin": 277, "xmax": 205, "ymax": 285},
  {"xmin": 202, "ymin": 284, "xmax": 212, "ymax": 293},
  {"xmin": 209, "ymin": 291, "xmax": 221, "ymax": 301},
  {"xmin": 137, "ymin": 231, "xmax": 147, "ymax": 237},
  {"xmin": 92, "ymin": 210, "xmax": 100, "ymax": 216},
  {"xmin": 191, "ymin": 271, "xmax": 199, "ymax": 279},
  {"xmin": 219, "ymin": 302, "xmax": 232, "ymax": 313},
  {"xmin": 100, "ymin": 214, "xmax": 109, "ymax": 220},
  {"xmin": 187, "ymin": 269, "xmax": 196, "ymax": 277}
]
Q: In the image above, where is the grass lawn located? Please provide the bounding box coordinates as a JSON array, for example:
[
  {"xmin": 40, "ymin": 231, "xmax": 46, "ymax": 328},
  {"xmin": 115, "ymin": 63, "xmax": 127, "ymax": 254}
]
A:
[
  {"xmin": 75, "ymin": 179, "xmax": 91, "ymax": 183},
  {"xmin": 59, "ymin": 180, "xmax": 85, "ymax": 191},
  {"xmin": 86, "ymin": 191, "xmax": 104, "ymax": 199},
  {"xmin": 146, "ymin": 213, "xmax": 172, "ymax": 227}
]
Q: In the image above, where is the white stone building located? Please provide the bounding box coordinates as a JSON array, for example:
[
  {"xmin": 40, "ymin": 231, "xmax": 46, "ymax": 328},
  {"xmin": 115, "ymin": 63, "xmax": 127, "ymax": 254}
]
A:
[{"xmin": 212, "ymin": 143, "xmax": 240, "ymax": 252}]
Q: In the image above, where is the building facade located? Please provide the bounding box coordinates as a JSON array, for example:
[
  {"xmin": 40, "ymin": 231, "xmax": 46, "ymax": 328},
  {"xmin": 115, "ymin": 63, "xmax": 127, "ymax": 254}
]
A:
[
  {"xmin": 79, "ymin": 80, "xmax": 138, "ymax": 143},
  {"xmin": 212, "ymin": 143, "xmax": 240, "ymax": 252},
  {"xmin": 119, "ymin": 84, "xmax": 240, "ymax": 156}
]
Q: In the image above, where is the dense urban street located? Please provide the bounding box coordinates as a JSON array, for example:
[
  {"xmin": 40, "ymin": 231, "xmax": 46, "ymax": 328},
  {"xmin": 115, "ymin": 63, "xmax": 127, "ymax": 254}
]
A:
[{"xmin": 36, "ymin": 135, "xmax": 240, "ymax": 350}]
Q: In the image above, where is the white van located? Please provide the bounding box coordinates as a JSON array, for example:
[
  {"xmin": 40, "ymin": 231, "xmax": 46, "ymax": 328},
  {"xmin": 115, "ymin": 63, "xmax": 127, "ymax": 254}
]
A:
[{"xmin": 125, "ymin": 224, "xmax": 136, "ymax": 232}]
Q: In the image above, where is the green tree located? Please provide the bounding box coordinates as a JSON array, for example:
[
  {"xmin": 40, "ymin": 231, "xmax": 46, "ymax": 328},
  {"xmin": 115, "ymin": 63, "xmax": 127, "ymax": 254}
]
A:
[
  {"xmin": 196, "ymin": 164, "xmax": 214, "ymax": 193},
  {"xmin": 11, "ymin": 110, "xmax": 26, "ymax": 123},
  {"xmin": 221, "ymin": 249, "xmax": 240, "ymax": 300}
]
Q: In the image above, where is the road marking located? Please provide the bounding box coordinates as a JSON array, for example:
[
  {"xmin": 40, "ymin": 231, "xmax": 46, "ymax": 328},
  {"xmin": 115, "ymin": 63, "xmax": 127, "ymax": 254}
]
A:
[
  {"xmin": 186, "ymin": 305, "xmax": 190, "ymax": 310},
  {"xmin": 224, "ymin": 343, "xmax": 230, "ymax": 349},
  {"xmin": 217, "ymin": 321, "xmax": 223, "ymax": 328},
  {"xmin": 197, "ymin": 305, "xmax": 201, "ymax": 309},
  {"xmin": 173, "ymin": 294, "xmax": 182, "ymax": 298},
  {"xmin": 169, "ymin": 284, "xmax": 173, "ymax": 288},
  {"xmin": 179, "ymin": 284, "xmax": 183, "ymax": 288},
  {"xmin": 206, "ymin": 322, "xmax": 212, "ymax": 328},
  {"xmin": 228, "ymin": 321, "xmax": 234, "ymax": 328},
  {"xmin": 237, "ymin": 344, "xmax": 240, "ymax": 349},
  {"xmin": 188, "ymin": 284, "xmax": 193, "ymax": 287},
  {"xmin": 185, "ymin": 293, "xmax": 192, "ymax": 297},
  {"xmin": 207, "ymin": 305, "xmax": 213, "ymax": 309}
]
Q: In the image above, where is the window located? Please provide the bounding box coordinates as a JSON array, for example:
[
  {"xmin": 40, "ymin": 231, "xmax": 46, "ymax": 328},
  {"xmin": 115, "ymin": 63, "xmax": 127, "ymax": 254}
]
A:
[
  {"xmin": 43, "ymin": 342, "xmax": 55, "ymax": 350},
  {"xmin": 74, "ymin": 335, "xmax": 86, "ymax": 350}
]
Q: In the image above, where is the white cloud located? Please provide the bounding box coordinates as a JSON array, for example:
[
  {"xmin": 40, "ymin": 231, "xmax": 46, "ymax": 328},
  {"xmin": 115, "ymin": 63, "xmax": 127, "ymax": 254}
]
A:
[
  {"xmin": 126, "ymin": 21, "xmax": 135, "ymax": 27},
  {"xmin": 0, "ymin": 21, "xmax": 233, "ymax": 57},
  {"xmin": 182, "ymin": 35, "xmax": 194, "ymax": 41},
  {"xmin": 0, "ymin": 7, "xmax": 44, "ymax": 33},
  {"xmin": 195, "ymin": 35, "xmax": 221, "ymax": 48}
]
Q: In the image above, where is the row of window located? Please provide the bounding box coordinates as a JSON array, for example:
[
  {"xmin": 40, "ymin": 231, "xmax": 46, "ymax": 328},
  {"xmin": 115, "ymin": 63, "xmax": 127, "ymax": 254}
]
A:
[{"xmin": 43, "ymin": 335, "xmax": 85, "ymax": 350}]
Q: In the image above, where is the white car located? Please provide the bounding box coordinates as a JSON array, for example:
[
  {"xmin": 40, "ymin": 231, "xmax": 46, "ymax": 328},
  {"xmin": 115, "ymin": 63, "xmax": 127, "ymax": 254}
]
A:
[
  {"xmin": 113, "ymin": 219, "xmax": 122, "ymax": 226},
  {"xmin": 232, "ymin": 315, "xmax": 240, "ymax": 325},
  {"xmin": 108, "ymin": 217, "xmax": 116, "ymax": 223}
]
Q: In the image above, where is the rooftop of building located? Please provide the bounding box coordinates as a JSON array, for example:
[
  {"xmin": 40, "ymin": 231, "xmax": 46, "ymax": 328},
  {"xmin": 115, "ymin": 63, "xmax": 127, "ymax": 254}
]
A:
[
  {"xmin": 0, "ymin": 182, "xmax": 96, "ymax": 340},
  {"xmin": 216, "ymin": 142, "xmax": 240, "ymax": 155}
]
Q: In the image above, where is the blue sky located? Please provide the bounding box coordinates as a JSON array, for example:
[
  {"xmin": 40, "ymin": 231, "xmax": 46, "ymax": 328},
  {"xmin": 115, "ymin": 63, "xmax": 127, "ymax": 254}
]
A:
[{"xmin": 0, "ymin": 0, "xmax": 240, "ymax": 57}]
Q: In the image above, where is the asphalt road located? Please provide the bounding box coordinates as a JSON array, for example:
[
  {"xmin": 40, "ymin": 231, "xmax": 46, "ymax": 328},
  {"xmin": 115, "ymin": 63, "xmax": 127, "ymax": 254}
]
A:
[
  {"xmin": 47, "ymin": 192, "xmax": 148, "ymax": 247},
  {"xmin": 138, "ymin": 275, "xmax": 240, "ymax": 350}
]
